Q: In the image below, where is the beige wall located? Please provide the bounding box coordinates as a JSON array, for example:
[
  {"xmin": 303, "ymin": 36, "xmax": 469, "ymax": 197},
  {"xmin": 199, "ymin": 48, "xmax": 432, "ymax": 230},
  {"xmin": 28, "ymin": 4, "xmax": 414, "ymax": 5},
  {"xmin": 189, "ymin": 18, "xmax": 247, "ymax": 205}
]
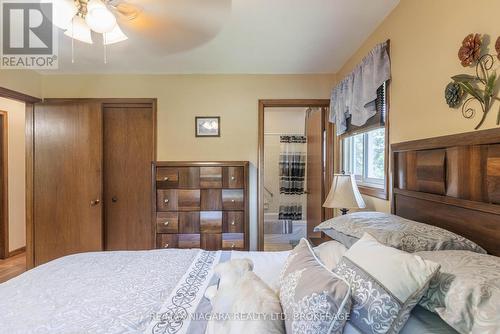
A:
[
  {"xmin": 0, "ymin": 97, "xmax": 26, "ymax": 252},
  {"xmin": 0, "ymin": 70, "xmax": 42, "ymax": 98},
  {"xmin": 41, "ymin": 74, "xmax": 335, "ymax": 249},
  {"xmin": 336, "ymin": 0, "xmax": 500, "ymax": 212}
]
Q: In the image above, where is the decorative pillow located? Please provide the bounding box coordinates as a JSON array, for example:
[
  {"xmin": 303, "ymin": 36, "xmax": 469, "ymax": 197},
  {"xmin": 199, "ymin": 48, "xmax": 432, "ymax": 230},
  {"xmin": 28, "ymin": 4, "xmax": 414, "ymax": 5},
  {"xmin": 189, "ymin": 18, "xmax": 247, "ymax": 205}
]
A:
[
  {"xmin": 333, "ymin": 233, "xmax": 440, "ymax": 334},
  {"xmin": 418, "ymin": 250, "xmax": 500, "ymax": 334},
  {"xmin": 314, "ymin": 211, "xmax": 486, "ymax": 253},
  {"xmin": 313, "ymin": 240, "xmax": 347, "ymax": 270},
  {"xmin": 279, "ymin": 238, "xmax": 351, "ymax": 334}
]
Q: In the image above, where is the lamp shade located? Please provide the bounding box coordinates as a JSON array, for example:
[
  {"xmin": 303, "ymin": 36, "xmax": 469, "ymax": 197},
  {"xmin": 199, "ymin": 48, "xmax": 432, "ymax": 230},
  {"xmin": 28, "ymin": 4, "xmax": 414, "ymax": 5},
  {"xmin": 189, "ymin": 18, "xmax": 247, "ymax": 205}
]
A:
[
  {"xmin": 86, "ymin": 0, "xmax": 117, "ymax": 33},
  {"xmin": 45, "ymin": 0, "xmax": 77, "ymax": 30},
  {"xmin": 65, "ymin": 16, "xmax": 93, "ymax": 44},
  {"xmin": 323, "ymin": 174, "xmax": 366, "ymax": 209},
  {"xmin": 103, "ymin": 24, "xmax": 128, "ymax": 45}
]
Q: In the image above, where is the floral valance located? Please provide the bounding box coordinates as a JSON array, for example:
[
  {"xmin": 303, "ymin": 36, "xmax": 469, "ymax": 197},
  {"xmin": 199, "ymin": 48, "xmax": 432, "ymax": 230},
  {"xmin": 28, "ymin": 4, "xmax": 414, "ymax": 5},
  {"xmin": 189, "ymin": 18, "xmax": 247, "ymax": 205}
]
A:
[{"xmin": 330, "ymin": 41, "xmax": 391, "ymax": 135}]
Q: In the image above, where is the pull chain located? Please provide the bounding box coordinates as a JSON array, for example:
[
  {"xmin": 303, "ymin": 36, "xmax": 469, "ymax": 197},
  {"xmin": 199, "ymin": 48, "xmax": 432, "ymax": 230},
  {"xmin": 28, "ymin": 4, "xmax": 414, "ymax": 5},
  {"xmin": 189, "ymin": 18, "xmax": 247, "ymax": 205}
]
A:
[
  {"xmin": 103, "ymin": 34, "xmax": 107, "ymax": 64},
  {"xmin": 71, "ymin": 19, "xmax": 75, "ymax": 64}
]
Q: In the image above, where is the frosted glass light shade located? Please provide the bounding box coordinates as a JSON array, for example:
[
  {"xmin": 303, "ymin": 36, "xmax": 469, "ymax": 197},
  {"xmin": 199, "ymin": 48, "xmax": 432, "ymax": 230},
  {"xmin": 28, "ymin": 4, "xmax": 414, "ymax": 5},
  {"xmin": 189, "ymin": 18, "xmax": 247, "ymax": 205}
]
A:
[
  {"xmin": 65, "ymin": 16, "xmax": 93, "ymax": 44},
  {"xmin": 86, "ymin": 0, "xmax": 117, "ymax": 33},
  {"xmin": 103, "ymin": 24, "xmax": 128, "ymax": 45},
  {"xmin": 48, "ymin": 0, "xmax": 77, "ymax": 30},
  {"xmin": 323, "ymin": 174, "xmax": 366, "ymax": 209}
]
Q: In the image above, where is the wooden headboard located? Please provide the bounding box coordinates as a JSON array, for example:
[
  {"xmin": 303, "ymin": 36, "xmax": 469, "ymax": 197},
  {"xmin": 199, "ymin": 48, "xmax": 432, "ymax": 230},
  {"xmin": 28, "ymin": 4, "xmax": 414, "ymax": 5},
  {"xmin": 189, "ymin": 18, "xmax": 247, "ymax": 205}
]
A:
[{"xmin": 392, "ymin": 128, "xmax": 500, "ymax": 256}]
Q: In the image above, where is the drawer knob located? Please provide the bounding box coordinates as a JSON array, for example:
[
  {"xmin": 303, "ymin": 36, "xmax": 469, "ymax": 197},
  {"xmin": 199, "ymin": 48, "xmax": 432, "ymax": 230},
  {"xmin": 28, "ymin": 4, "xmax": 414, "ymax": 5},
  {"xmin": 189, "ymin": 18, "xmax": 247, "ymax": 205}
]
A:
[
  {"xmin": 164, "ymin": 243, "xmax": 169, "ymax": 248},
  {"xmin": 164, "ymin": 199, "xmax": 169, "ymax": 204},
  {"xmin": 231, "ymin": 243, "xmax": 235, "ymax": 248},
  {"xmin": 163, "ymin": 177, "xmax": 169, "ymax": 181},
  {"xmin": 164, "ymin": 221, "xmax": 169, "ymax": 226},
  {"xmin": 231, "ymin": 199, "xmax": 235, "ymax": 203},
  {"xmin": 231, "ymin": 176, "xmax": 236, "ymax": 181},
  {"xmin": 231, "ymin": 221, "xmax": 235, "ymax": 226}
]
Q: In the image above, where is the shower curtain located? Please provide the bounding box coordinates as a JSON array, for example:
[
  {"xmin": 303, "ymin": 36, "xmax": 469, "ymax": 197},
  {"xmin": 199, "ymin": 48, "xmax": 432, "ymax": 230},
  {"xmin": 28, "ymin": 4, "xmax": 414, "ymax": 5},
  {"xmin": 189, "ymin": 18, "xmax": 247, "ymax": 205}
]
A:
[{"xmin": 278, "ymin": 135, "xmax": 306, "ymax": 222}]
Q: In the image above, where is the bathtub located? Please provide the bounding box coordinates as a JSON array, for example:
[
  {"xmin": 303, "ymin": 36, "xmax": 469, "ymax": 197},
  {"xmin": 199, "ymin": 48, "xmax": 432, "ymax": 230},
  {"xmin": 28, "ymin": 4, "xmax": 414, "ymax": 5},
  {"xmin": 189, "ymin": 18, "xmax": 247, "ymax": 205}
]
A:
[{"xmin": 264, "ymin": 212, "xmax": 307, "ymax": 244}]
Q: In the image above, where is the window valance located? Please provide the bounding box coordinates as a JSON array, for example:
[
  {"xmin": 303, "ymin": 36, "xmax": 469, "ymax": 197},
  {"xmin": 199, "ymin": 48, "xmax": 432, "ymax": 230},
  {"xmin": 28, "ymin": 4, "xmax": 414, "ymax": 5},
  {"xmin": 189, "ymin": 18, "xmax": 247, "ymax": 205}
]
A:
[{"xmin": 330, "ymin": 41, "xmax": 391, "ymax": 135}]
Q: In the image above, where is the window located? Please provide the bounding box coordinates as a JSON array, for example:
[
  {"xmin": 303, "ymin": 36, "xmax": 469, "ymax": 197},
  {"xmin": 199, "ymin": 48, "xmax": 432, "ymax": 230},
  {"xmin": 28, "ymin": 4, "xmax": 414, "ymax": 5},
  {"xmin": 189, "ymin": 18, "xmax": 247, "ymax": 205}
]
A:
[
  {"xmin": 342, "ymin": 128, "xmax": 385, "ymax": 188},
  {"xmin": 340, "ymin": 82, "xmax": 388, "ymax": 196}
]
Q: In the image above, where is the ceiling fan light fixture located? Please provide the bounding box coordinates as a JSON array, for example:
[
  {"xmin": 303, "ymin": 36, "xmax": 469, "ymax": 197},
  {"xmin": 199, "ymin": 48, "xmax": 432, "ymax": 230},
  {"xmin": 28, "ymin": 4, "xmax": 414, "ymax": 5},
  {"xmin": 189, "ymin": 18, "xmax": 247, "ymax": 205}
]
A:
[
  {"xmin": 49, "ymin": 0, "xmax": 78, "ymax": 30},
  {"xmin": 103, "ymin": 24, "xmax": 128, "ymax": 45},
  {"xmin": 86, "ymin": 0, "xmax": 117, "ymax": 33},
  {"xmin": 65, "ymin": 16, "xmax": 93, "ymax": 44}
]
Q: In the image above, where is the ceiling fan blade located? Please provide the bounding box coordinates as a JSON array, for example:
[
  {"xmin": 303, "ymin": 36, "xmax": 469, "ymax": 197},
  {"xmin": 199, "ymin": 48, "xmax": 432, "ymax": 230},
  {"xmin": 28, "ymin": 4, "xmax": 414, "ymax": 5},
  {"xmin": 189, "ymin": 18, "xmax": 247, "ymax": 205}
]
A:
[
  {"xmin": 116, "ymin": 0, "xmax": 232, "ymax": 55},
  {"xmin": 109, "ymin": 2, "xmax": 143, "ymax": 21}
]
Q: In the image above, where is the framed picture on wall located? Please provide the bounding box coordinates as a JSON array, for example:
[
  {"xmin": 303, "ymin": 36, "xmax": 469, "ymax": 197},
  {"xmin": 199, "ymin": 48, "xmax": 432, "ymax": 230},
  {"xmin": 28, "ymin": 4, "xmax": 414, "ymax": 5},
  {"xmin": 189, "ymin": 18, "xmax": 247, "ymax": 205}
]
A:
[{"xmin": 195, "ymin": 116, "xmax": 220, "ymax": 137}]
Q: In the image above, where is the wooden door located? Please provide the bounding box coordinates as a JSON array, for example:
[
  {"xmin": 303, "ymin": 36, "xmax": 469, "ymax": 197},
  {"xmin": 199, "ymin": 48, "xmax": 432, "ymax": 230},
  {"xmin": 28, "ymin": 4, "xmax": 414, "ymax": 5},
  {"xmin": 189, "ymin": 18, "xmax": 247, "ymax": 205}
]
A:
[
  {"xmin": 103, "ymin": 104, "xmax": 155, "ymax": 250},
  {"xmin": 34, "ymin": 102, "xmax": 103, "ymax": 266},
  {"xmin": 306, "ymin": 108, "xmax": 325, "ymax": 238}
]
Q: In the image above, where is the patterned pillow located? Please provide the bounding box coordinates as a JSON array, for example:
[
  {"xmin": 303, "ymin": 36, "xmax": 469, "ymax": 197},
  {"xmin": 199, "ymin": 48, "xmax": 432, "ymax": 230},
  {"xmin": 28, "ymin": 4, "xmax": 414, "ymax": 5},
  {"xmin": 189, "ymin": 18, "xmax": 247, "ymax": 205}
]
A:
[
  {"xmin": 418, "ymin": 250, "xmax": 500, "ymax": 334},
  {"xmin": 314, "ymin": 211, "xmax": 486, "ymax": 253},
  {"xmin": 333, "ymin": 233, "xmax": 440, "ymax": 334},
  {"xmin": 279, "ymin": 238, "xmax": 351, "ymax": 334}
]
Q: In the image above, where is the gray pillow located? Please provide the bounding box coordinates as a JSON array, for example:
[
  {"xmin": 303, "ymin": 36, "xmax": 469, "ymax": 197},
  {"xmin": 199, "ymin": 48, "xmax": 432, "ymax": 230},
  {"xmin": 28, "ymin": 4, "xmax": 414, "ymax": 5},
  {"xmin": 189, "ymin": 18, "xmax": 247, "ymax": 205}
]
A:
[
  {"xmin": 314, "ymin": 212, "xmax": 486, "ymax": 253},
  {"xmin": 418, "ymin": 250, "xmax": 500, "ymax": 334},
  {"xmin": 279, "ymin": 239, "xmax": 351, "ymax": 334},
  {"xmin": 333, "ymin": 233, "xmax": 441, "ymax": 334}
]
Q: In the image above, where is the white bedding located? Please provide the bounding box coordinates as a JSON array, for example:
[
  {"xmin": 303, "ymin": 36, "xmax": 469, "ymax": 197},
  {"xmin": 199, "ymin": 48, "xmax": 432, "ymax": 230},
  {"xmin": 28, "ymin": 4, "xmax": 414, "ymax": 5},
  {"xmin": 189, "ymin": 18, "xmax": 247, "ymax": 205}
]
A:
[
  {"xmin": 0, "ymin": 249, "xmax": 200, "ymax": 334},
  {"xmin": 0, "ymin": 244, "xmax": 457, "ymax": 334}
]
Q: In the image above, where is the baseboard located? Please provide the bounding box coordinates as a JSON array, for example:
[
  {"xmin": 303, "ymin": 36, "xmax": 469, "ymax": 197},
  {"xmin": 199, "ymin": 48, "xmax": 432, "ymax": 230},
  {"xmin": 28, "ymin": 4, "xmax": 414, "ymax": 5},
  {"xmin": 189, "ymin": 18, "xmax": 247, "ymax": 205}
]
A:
[{"xmin": 8, "ymin": 246, "xmax": 26, "ymax": 258}]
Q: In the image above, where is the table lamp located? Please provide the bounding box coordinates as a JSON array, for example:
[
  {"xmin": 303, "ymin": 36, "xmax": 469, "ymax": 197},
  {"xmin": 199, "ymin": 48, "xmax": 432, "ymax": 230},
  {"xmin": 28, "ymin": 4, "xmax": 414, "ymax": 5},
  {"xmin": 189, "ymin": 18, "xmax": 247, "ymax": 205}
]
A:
[{"xmin": 323, "ymin": 174, "xmax": 366, "ymax": 215}]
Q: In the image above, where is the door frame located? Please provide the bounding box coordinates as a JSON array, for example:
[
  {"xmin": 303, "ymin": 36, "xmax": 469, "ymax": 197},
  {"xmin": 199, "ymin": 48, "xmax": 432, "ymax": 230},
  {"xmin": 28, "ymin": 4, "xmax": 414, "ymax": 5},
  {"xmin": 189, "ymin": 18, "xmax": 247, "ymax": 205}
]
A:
[
  {"xmin": 0, "ymin": 87, "xmax": 41, "ymax": 261},
  {"xmin": 257, "ymin": 99, "xmax": 333, "ymax": 251},
  {"xmin": 0, "ymin": 111, "xmax": 8, "ymax": 259},
  {"xmin": 26, "ymin": 98, "xmax": 157, "ymax": 268}
]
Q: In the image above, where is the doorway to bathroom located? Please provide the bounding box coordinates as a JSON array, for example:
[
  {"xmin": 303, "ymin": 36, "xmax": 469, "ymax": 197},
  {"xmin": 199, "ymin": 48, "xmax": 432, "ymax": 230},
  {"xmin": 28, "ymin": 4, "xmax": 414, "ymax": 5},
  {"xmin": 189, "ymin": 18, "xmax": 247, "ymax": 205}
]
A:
[{"xmin": 258, "ymin": 100, "xmax": 334, "ymax": 251}]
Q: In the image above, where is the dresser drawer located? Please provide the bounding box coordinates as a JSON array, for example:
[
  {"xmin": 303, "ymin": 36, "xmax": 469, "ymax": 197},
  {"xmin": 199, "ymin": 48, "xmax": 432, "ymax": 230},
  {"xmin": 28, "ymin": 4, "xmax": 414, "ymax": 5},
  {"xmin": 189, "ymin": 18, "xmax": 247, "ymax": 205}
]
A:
[
  {"xmin": 156, "ymin": 234, "xmax": 179, "ymax": 249},
  {"xmin": 201, "ymin": 189, "xmax": 222, "ymax": 210},
  {"xmin": 178, "ymin": 167, "xmax": 200, "ymax": 188},
  {"xmin": 201, "ymin": 234, "xmax": 222, "ymax": 251},
  {"xmin": 178, "ymin": 190, "xmax": 201, "ymax": 211},
  {"xmin": 157, "ymin": 190, "xmax": 178, "ymax": 211},
  {"xmin": 179, "ymin": 234, "xmax": 201, "ymax": 249},
  {"xmin": 222, "ymin": 189, "xmax": 244, "ymax": 210},
  {"xmin": 179, "ymin": 212, "xmax": 200, "ymax": 233},
  {"xmin": 200, "ymin": 167, "xmax": 222, "ymax": 188},
  {"xmin": 222, "ymin": 233, "xmax": 244, "ymax": 250},
  {"xmin": 156, "ymin": 168, "xmax": 179, "ymax": 188},
  {"xmin": 223, "ymin": 211, "xmax": 244, "ymax": 233},
  {"xmin": 200, "ymin": 211, "xmax": 222, "ymax": 233},
  {"xmin": 223, "ymin": 167, "xmax": 244, "ymax": 188},
  {"xmin": 156, "ymin": 212, "xmax": 179, "ymax": 233}
]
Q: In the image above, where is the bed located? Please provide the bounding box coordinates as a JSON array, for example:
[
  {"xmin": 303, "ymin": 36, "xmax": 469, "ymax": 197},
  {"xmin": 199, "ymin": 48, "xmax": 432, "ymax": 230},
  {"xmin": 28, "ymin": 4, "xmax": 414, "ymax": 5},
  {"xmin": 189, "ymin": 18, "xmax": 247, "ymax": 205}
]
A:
[
  {"xmin": 0, "ymin": 248, "xmax": 458, "ymax": 334},
  {"xmin": 1, "ymin": 129, "xmax": 499, "ymax": 333}
]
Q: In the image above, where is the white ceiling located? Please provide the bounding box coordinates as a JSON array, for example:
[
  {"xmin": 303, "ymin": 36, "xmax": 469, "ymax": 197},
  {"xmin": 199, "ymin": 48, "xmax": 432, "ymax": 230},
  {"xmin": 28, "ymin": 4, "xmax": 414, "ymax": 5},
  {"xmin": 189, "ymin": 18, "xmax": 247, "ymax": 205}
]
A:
[{"xmin": 48, "ymin": 0, "xmax": 400, "ymax": 74}]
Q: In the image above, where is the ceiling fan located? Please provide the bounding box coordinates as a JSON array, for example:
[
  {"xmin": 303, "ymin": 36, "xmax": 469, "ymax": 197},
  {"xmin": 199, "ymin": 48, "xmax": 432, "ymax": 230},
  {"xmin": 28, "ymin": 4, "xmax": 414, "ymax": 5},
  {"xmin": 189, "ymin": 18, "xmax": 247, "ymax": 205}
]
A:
[
  {"xmin": 49, "ymin": 0, "xmax": 142, "ymax": 45},
  {"xmin": 47, "ymin": 0, "xmax": 232, "ymax": 63}
]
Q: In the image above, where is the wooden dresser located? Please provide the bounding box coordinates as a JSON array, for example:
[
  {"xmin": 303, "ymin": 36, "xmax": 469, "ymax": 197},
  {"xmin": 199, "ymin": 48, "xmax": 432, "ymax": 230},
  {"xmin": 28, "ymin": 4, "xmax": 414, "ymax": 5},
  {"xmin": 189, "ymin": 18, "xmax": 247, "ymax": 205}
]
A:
[{"xmin": 153, "ymin": 161, "xmax": 249, "ymax": 251}]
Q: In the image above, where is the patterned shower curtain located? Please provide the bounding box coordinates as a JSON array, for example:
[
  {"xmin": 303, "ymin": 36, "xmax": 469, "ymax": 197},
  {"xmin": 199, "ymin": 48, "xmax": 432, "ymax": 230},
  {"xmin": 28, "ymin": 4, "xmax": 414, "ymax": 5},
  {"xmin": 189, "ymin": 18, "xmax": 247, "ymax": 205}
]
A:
[{"xmin": 278, "ymin": 135, "xmax": 306, "ymax": 221}]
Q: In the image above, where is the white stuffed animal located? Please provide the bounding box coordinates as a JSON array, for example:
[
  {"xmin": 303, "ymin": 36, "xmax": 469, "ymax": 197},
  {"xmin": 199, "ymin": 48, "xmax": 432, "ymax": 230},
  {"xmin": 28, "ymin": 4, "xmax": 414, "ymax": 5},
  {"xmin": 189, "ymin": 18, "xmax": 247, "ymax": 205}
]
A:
[{"xmin": 205, "ymin": 259, "xmax": 285, "ymax": 334}]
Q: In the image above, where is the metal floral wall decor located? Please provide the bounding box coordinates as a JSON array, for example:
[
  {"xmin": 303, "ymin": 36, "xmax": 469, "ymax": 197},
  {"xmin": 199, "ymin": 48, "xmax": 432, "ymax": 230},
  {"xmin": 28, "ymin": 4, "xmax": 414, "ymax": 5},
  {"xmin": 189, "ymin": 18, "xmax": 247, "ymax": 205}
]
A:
[{"xmin": 445, "ymin": 34, "xmax": 500, "ymax": 129}]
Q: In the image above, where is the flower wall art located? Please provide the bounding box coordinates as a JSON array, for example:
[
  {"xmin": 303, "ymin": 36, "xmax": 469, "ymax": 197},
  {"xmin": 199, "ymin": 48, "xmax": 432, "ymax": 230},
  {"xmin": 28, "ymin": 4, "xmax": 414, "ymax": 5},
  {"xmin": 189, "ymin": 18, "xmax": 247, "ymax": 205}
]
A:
[{"xmin": 446, "ymin": 34, "xmax": 500, "ymax": 129}]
